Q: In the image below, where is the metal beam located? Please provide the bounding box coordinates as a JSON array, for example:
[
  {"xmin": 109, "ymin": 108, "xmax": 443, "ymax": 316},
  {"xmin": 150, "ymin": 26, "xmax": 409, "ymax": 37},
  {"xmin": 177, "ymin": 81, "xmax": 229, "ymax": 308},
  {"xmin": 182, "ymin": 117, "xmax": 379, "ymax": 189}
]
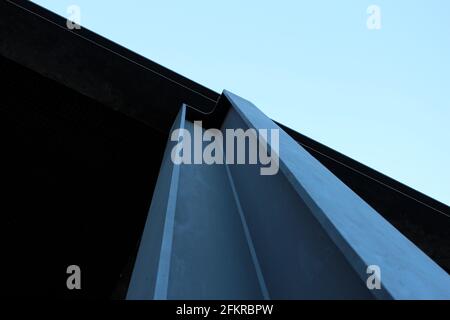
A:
[
  {"xmin": 223, "ymin": 90, "xmax": 450, "ymax": 299},
  {"xmin": 127, "ymin": 92, "xmax": 450, "ymax": 300}
]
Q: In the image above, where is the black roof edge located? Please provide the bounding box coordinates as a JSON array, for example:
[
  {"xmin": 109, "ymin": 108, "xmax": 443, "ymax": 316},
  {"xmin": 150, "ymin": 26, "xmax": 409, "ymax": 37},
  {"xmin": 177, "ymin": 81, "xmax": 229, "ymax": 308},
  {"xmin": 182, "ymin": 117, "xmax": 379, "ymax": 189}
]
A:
[
  {"xmin": 8, "ymin": 0, "xmax": 219, "ymax": 103},
  {"xmin": 278, "ymin": 121, "xmax": 450, "ymax": 217},
  {"xmin": 1, "ymin": 0, "xmax": 219, "ymax": 133}
]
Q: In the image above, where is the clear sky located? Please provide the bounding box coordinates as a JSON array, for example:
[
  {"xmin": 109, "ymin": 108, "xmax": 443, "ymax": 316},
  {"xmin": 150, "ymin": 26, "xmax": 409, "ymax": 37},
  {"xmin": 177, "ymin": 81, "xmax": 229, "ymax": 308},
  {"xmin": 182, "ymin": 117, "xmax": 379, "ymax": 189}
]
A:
[{"xmin": 31, "ymin": 0, "xmax": 450, "ymax": 206}]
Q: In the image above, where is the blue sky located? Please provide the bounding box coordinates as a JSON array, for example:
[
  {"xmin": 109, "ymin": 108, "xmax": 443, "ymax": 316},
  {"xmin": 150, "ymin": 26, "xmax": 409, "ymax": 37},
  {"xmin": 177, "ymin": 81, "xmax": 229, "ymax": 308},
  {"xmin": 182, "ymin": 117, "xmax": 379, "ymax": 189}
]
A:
[{"xmin": 32, "ymin": 0, "xmax": 450, "ymax": 206}]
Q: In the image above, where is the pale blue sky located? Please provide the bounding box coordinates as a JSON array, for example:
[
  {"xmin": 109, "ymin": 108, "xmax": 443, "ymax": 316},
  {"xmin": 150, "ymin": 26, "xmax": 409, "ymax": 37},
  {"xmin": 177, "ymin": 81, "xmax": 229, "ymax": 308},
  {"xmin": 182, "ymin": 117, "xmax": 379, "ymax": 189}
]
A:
[{"xmin": 32, "ymin": 0, "xmax": 450, "ymax": 206}]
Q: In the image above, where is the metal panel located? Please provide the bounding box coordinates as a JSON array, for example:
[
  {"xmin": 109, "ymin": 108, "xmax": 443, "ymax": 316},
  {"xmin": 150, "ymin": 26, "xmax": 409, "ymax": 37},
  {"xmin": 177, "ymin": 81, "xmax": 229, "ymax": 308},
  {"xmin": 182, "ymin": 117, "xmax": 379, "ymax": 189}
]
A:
[
  {"xmin": 128, "ymin": 92, "xmax": 450, "ymax": 300},
  {"xmin": 222, "ymin": 107, "xmax": 373, "ymax": 299},
  {"xmin": 127, "ymin": 106, "xmax": 187, "ymax": 299},
  {"xmin": 127, "ymin": 106, "xmax": 264, "ymax": 299},
  {"xmin": 223, "ymin": 90, "xmax": 450, "ymax": 299}
]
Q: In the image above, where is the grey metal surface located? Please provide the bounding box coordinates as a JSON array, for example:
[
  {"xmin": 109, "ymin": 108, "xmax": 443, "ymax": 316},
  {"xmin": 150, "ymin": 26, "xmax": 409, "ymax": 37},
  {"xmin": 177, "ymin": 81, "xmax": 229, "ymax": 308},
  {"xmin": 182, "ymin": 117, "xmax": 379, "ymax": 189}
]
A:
[
  {"xmin": 222, "ymin": 108, "xmax": 373, "ymax": 299},
  {"xmin": 128, "ymin": 107, "xmax": 264, "ymax": 299},
  {"xmin": 128, "ymin": 92, "xmax": 450, "ymax": 300},
  {"xmin": 126, "ymin": 106, "xmax": 187, "ymax": 300},
  {"xmin": 224, "ymin": 90, "xmax": 450, "ymax": 299},
  {"xmin": 168, "ymin": 121, "xmax": 263, "ymax": 299}
]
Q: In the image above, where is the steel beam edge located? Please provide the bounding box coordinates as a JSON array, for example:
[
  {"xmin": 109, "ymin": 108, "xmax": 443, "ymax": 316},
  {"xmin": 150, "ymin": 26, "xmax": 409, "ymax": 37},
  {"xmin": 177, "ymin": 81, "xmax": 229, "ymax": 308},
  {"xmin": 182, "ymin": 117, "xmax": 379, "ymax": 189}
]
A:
[{"xmin": 223, "ymin": 90, "xmax": 450, "ymax": 300}]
